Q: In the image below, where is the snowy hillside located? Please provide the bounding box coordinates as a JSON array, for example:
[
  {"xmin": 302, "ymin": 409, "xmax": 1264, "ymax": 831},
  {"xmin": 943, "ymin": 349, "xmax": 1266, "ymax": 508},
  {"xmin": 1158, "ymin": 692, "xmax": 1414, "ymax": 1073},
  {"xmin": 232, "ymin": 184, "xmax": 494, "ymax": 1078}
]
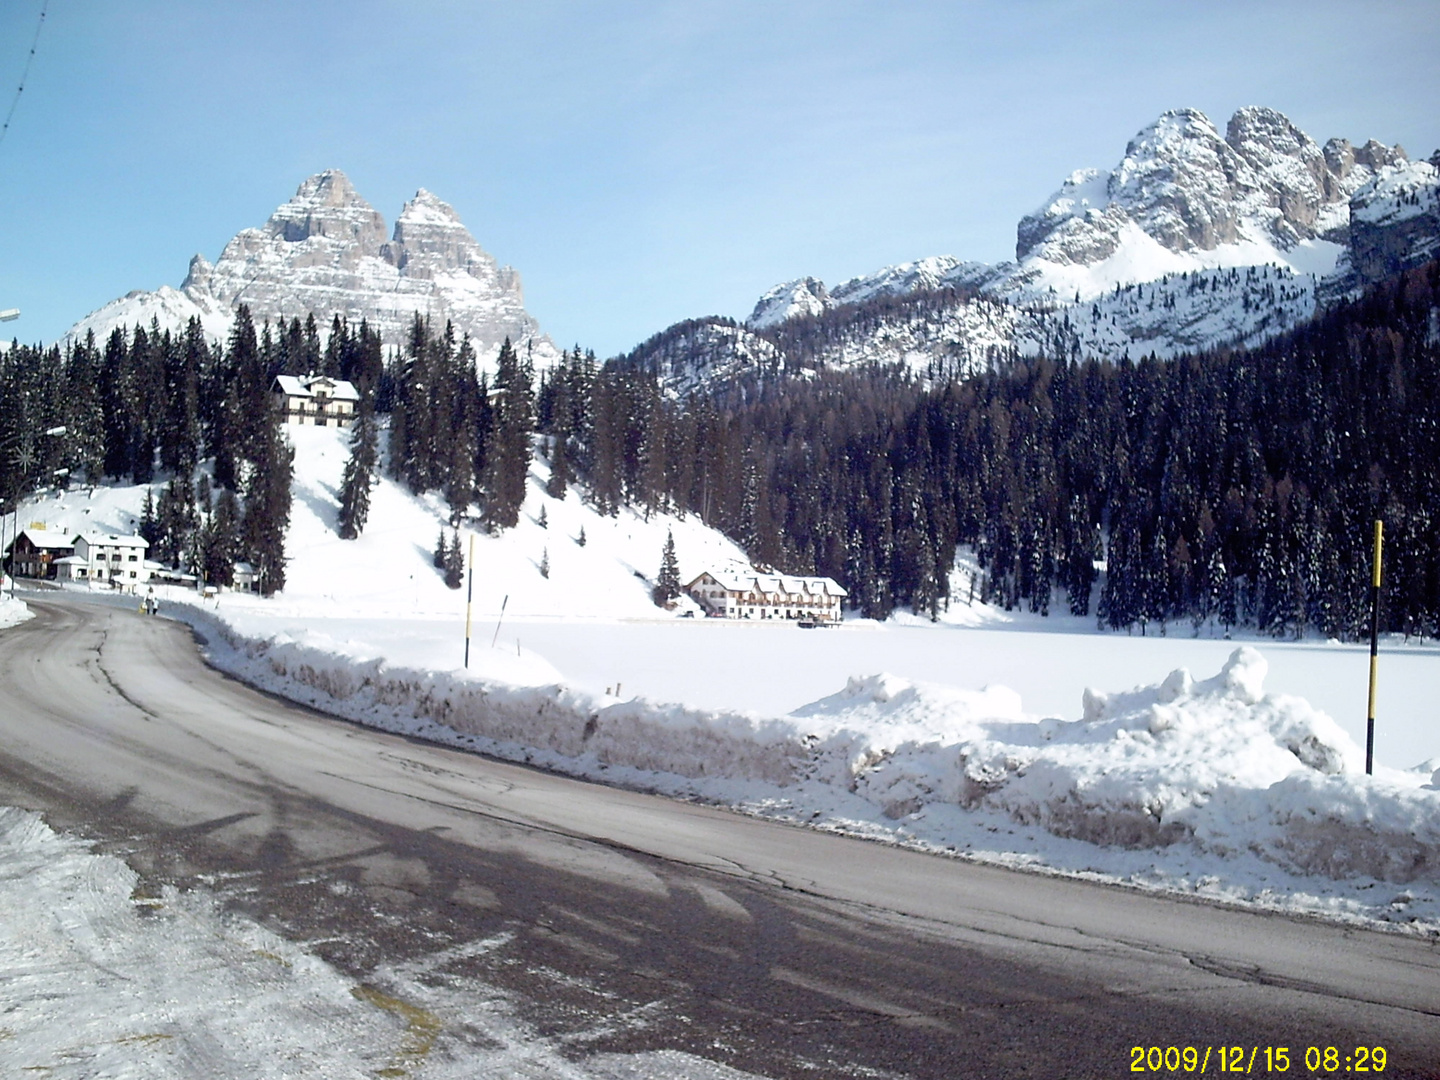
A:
[
  {"xmin": 15, "ymin": 424, "xmax": 751, "ymax": 623},
  {"xmin": 276, "ymin": 426, "xmax": 750, "ymax": 620},
  {"xmin": 66, "ymin": 171, "xmax": 561, "ymax": 370},
  {"xmin": 642, "ymin": 258, "xmax": 1324, "ymax": 395}
]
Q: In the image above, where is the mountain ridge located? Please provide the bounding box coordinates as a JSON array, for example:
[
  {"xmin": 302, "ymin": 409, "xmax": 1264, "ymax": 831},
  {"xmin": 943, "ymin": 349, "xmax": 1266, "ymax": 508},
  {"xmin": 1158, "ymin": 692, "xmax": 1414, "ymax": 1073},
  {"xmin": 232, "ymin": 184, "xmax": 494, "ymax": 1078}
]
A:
[
  {"xmin": 67, "ymin": 171, "xmax": 560, "ymax": 369},
  {"xmin": 630, "ymin": 106, "xmax": 1437, "ymax": 396}
]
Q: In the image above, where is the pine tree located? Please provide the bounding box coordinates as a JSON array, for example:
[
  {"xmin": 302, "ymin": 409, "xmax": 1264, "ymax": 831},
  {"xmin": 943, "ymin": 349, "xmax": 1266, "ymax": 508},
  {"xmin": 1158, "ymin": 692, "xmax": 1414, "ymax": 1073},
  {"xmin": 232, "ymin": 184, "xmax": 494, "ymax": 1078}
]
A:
[
  {"xmin": 336, "ymin": 402, "xmax": 378, "ymax": 540},
  {"xmin": 577, "ymin": 524, "xmax": 587, "ymax": 547},
  {"xmin": 138, "ymin": 488, "xmax": 161, "ymax": 549},
  {"xmin": 539, "ymin": 546, "xmax": 550, "ymax": 579},
  {"xmin": 482, "ymin": 337, "xmax": 534, "ymax": 530},
  {"xmin": 433, "ymin": 528, "xmax": 448, "ymax": 570},
  {"xmin": 537, "ymin": 504, "xmax": 548, "ymax": 529},
  {"xmin": 444, "ymin": 529, "xmax": 465, "ymax": 589},
  {"xmin": 201, "ymin": 488, "xmax": 240, "ymax": 588},
  {"xmin": 653, "ymin": 529, "xmax": 681, "ymax": 606},
  {"xmin": 243, "ymin": 414, "xmax": 292, "ymax": 596}
]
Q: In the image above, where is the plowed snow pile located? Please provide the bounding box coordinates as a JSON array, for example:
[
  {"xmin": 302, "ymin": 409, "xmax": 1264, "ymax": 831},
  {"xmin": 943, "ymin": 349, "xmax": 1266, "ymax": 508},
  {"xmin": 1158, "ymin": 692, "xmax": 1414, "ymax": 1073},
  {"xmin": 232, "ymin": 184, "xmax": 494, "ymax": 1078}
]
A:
[
  {"xmin": 180, "ymin": 604, "xmax": 1440, "ymax": 932},
  {"xmin": 0, "ymin": 588, "xmax": 32, "ymax": 628}
]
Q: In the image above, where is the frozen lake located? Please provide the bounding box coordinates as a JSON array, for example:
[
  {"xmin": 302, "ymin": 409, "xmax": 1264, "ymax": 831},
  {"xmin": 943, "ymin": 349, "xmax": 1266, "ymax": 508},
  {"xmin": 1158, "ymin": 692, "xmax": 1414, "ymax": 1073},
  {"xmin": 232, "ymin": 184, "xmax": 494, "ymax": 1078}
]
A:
[{"xmin": 267, "ymin": 612, "xmax": 1440, "ymax": 772}]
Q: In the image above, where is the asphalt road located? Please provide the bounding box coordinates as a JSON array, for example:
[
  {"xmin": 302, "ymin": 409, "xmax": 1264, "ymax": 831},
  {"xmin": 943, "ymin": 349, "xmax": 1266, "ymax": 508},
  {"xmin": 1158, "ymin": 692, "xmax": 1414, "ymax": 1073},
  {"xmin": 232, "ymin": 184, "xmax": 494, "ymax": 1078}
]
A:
[{"xmin": 1, "ymin": 594, "xmax": 1437, "ymax": 1078}]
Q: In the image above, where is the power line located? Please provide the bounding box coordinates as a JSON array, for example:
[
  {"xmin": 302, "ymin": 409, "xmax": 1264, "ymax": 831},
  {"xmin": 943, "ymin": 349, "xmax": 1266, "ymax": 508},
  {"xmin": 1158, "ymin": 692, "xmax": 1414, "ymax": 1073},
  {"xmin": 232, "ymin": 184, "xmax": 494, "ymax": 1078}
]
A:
[{"xmin": 0, "ymin": 0, "xmax": 49, "ymax": 151}]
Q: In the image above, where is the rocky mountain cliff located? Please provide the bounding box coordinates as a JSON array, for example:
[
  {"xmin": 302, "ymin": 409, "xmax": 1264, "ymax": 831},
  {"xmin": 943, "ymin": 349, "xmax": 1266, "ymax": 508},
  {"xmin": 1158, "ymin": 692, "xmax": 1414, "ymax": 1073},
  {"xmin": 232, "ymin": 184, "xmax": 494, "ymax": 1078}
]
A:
[
  {"xmin": 636, "ymin": 106, "xmax": 1437, "ymax": 397},
  {"xmin": 68, "ymin": 171, "xmax": 559, "ymax": 368}
]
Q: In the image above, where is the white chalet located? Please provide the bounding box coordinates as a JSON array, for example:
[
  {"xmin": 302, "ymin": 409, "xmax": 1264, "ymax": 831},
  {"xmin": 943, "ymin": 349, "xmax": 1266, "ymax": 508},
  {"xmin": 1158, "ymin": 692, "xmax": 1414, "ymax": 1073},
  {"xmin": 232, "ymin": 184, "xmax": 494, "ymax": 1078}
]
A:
[
  {"xmin": 686, "ymin": 569, "xmax": 847, "ymax": 623},
  {"xmin": 60, "ymin": 532, "xmax": 152, "ymax": 589},
  {"xmin": 272, "ymin": 374, "xmax": 360, "ymax": 428}
]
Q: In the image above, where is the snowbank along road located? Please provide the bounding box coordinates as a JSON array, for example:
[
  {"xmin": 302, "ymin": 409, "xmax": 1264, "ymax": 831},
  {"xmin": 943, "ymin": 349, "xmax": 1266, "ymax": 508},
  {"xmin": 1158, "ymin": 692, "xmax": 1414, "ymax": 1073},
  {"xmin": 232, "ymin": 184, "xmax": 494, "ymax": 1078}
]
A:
[{"xmin": 1, "ymin": 595, "xmax": 1438, "ymax": 1078}]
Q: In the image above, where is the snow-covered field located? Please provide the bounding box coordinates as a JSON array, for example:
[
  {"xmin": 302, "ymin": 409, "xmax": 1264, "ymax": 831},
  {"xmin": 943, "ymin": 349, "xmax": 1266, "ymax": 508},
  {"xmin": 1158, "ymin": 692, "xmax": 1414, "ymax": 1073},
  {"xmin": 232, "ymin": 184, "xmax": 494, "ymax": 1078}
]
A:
[{"xmin": 13, "ymin": 425, "xmax": 1440, "ymax": 936}]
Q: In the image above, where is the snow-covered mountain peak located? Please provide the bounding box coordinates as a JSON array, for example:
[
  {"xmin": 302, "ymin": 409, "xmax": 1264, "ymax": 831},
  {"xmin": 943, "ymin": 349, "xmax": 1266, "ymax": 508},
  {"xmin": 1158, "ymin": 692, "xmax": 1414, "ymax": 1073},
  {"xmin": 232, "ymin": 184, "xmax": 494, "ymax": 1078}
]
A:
[
  {"xmin": 747, "ymin": 277, "xmax": 830, "ymax": 329},
  {"xmin": 687, "ymin": 106, "xmax": 1438, "ymax": 395},
  {"xmin": 745, "ymin": 258, "xmax": 1003, "ymax": 332},
  {"xmin": 1345, "ymin": 159, "xmax": 1440, "ymax": 282},
  {"xmin": 261, "ymin": 169, "xmax": 388, "ymax": 248},
  {"xmin": 181, "ymin": 253, "xmax": 214, "ymax": 292},
  {"xmin": 397, "ymin": 188, "xmax": 459, "ymax": 224},
  {"xmin": 385, "ymin": 188, "xmax": 502, "ymax": 284},
  {"xmin": 66, "ymin": 172, "xmax": 558, "ymax": 367},
  {"xmin": 1016, "ymin": 106, "xmax": 1409, "ymax": 275}
]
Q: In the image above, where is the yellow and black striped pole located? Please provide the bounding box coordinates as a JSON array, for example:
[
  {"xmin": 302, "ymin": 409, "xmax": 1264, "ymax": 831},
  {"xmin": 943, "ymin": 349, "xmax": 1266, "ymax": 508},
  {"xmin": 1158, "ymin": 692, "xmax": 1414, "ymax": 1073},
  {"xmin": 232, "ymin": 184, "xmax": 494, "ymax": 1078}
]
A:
[{"xmin": 1365, "ymin": 520, "xmax": 1383, "ymax": 776}]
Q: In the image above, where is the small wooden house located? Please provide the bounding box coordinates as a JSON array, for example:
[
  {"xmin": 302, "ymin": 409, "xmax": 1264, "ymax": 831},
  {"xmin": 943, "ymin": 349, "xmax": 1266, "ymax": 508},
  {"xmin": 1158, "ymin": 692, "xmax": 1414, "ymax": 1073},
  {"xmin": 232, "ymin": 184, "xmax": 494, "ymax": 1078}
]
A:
[{"xmin": 6, "ymin": 526, "xmax": 75, "ymax": 579}]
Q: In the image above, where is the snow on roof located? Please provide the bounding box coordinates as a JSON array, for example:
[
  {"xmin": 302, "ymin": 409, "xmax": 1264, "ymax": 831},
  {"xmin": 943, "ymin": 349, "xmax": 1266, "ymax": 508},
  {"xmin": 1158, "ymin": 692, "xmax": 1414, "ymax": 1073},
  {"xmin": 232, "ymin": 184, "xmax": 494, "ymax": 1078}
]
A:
[
  {"xmin": 273, "ymin": 373, "xmax": 360, "ymax": 401},
  {"xmin": 687, "ymin": 569, "xmax": 847, "ymax": 597},
  {"xmin": 15, "ymin": 528, "xmax": 75, "ymax": 550},
  {"xmin": 76, "ymin": 532, "xmax": 148, "ymax": 549}
]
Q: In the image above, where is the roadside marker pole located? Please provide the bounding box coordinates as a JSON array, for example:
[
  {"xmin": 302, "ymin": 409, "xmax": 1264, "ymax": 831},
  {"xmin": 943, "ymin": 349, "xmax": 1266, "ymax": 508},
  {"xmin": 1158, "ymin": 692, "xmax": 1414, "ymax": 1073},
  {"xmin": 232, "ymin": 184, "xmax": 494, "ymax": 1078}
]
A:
[
  {"xmin": 491, "ymin": 594, "xmax": 508, "ymax": 649},
  {"xmin": 1365, "ymin": 519, "xmax": 1383, "ymax": 776},
  {"xmin": 463, "ymin": 533, "xmax": 475, "ymax": 669}
]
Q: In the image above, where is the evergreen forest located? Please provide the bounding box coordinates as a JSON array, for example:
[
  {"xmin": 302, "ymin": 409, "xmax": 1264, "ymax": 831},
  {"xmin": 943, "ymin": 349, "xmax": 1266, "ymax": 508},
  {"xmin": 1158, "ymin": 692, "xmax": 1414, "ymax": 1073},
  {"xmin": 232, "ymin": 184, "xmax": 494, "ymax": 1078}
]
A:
[{"xmin": 2, "ymin": 260, "xmax": 1436, "ymax": 637}]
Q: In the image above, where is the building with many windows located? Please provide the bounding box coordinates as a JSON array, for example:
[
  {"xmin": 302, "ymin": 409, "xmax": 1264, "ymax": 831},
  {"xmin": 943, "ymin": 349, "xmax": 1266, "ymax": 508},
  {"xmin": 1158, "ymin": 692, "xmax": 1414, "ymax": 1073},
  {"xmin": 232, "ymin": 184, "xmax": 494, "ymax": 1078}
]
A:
[
  {"xmin": 57, "ymin": 533, "xmax": 152, "ymax": 589},
  {"xmin": 686, "ymin": 569, "xmax": 847, "ymax": 623}
]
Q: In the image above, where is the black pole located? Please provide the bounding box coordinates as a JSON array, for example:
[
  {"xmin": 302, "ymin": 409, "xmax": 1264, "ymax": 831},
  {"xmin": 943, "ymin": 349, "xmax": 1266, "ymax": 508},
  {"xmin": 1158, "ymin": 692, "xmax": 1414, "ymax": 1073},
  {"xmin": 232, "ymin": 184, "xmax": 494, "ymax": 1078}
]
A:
[
  {"xmin": 1365, "ymin": 520, "xmax": 1383, "ymax": 776},
  {"xmin": 463, "ymin": 534, "xmax": 474, "ymax": 669}
]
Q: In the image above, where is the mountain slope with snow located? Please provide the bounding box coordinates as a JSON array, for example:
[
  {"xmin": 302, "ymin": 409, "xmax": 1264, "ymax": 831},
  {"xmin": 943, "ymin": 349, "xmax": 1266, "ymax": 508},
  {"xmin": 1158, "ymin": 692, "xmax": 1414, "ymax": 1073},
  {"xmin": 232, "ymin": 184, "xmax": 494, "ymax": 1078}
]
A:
[
  {"xmin": 67, "ymin": 172, "xmax": 560, "ymax": 369},
  {"xmin": 657, "ymin": 107, "xmax": 1440, "ymax": 396}
]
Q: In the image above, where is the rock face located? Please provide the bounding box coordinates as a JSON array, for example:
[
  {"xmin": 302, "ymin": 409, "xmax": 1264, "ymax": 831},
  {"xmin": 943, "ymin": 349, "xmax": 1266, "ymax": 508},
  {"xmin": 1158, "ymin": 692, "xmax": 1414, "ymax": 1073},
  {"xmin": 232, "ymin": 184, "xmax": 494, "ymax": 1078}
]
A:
[
  {"xmin": 1015, "ymin": 106, "xmax": 1405, "ymax": 268},
  {"xmin": 69, "ymin": 171, "xmax": 557, "ymax": 367},
  {"xmin": 745, "ymin": 258, "xmax": 1001, "ymax": 330},
  {"xmin": 1345, "ymin": 160, "xmax": 1440, "ymax": 283},
  {"xmin": 747, "ymin": 278, "xmax": 831, "ymax": 330},
  {"xmin": 711, "ymin": 105, "xmax": 1439, "ymax": 397}
]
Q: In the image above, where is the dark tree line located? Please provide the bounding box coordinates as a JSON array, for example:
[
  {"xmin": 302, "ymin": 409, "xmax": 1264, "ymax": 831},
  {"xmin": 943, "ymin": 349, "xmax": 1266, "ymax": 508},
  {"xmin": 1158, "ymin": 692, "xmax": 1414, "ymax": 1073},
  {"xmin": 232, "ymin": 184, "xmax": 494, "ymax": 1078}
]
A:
[
  {"xmin": 6, "ymin": 259, "xmax": 1436, "ymax": 630},
  {"xmin": 0, "ymin": 305, "xmax": 397, "ymax": 594},
  {"xmin": 383, "ymin": 317, "xmax": 536, "ymax": 531},
  {"xmin": 538, "ymin": 260, "xmax": 1440, "ymax": 638}
]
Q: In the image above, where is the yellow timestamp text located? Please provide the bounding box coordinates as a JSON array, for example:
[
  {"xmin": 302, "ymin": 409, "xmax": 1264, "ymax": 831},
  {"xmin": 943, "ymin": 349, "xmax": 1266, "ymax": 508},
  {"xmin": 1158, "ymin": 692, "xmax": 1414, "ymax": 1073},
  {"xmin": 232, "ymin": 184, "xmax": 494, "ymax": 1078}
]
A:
[{"xmin": 1130, "ymin": 1044, "xmax": 1388, "ymax": 1073}]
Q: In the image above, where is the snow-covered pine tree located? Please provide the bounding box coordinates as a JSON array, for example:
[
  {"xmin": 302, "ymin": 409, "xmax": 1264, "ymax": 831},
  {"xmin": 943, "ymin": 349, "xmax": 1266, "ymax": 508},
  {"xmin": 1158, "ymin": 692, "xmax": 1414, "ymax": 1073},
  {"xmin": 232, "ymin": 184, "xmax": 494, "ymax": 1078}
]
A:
[{"xmin": 138, "ymin": 488, "xmax": 160, "ymax": 550}]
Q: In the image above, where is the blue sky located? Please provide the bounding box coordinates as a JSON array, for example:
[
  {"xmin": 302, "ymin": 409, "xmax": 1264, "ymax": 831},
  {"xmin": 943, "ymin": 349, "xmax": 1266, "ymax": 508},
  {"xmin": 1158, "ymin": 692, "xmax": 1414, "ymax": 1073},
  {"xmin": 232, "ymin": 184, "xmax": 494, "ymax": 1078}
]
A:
[{"xmin": 1, "ymin": 0, "xmax": 1437, "ymax": 356}]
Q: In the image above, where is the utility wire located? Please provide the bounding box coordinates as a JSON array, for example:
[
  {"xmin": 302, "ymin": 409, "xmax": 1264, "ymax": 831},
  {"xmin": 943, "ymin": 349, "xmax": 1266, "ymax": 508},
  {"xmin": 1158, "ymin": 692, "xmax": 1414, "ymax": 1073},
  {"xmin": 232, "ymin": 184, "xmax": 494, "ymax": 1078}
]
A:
[{"xmin": 0, "ymin": 0, "xmax": 49, "ymax": 151}]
